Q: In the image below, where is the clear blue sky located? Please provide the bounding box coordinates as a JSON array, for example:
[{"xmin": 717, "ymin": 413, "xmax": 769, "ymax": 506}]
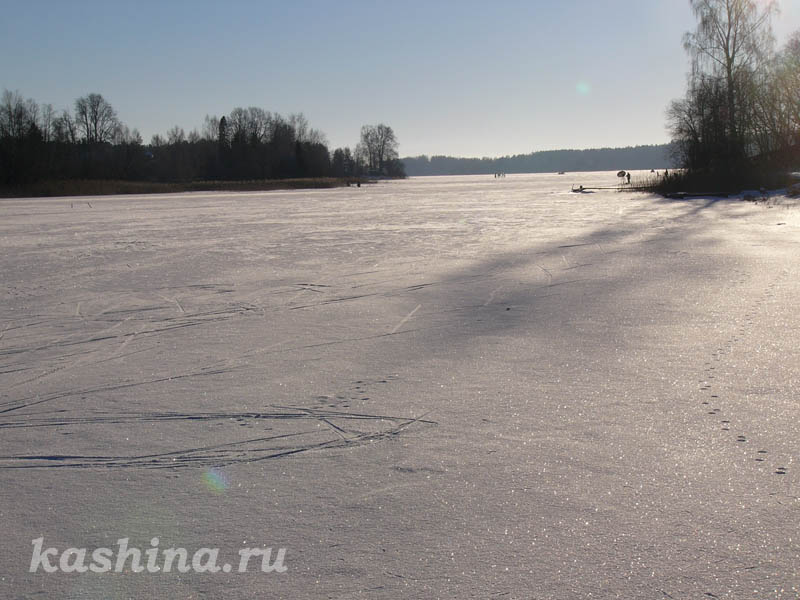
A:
[{"xmin": 1, "ymin": 0, "xmax": 798, "ymax": 157}]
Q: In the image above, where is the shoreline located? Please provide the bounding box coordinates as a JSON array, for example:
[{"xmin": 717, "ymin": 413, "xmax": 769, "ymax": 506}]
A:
[{"xmin": 0, "ymin": 177, "xmax": 372, "ymax": 199}]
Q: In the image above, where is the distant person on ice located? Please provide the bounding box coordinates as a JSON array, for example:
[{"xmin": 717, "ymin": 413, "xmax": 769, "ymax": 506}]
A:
[{"xmin": 626, "ymin": 172, "xmax": 631, "ymax": 185}]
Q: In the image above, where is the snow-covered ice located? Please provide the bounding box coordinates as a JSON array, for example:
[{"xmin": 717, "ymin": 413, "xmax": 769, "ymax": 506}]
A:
[{"xmin": 1, "ymin": 172, "xmax": 799, "ymax": 598}]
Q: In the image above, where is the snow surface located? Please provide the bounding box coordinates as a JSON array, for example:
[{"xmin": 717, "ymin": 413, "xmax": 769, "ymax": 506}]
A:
[{"xmin": 1, "ymin": 172, "xmax": 799, "ymax": 598}]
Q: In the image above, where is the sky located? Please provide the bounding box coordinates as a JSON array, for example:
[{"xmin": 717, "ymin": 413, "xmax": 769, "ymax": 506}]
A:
[{"xmin": 1, "ymin": 0, "xmax": 799, "ymax": 158}]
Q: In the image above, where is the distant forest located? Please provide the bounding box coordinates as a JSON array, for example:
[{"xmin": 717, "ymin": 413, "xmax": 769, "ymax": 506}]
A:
[
  {"xmin": 401, "ymin": 144, "xmax": 675, "ymax": 176},
  {"xmin": 0, "ymin": 90, "xmax": 405, "ymax": 188}
]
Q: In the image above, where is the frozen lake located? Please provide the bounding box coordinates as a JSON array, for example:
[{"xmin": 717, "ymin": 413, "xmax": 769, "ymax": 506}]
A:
[{"xmin": 1, "ymin": 173, "xmax": 799, "ymax": 598}]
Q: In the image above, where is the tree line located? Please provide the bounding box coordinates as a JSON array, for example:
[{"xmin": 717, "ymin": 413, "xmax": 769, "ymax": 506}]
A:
[
  {"xmin": 0, "ymin": 91, "xmax": 404, "ymax": 186},
  {"xmin": 666, "ymin": 0, "xmax": 799, "ymax": 190},
  {"xmin": 402, "ymin": 145, "xmax": 674, "ymax": 176}
]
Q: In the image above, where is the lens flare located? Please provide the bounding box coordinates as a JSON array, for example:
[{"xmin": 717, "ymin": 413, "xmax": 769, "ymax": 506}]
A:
[
  {"xmin": 576, "ymin": 81, "xmax": 592, "ymax": 95},
  {"xmin": 203, "ymin": 468, "xmax": 230, "ymax": 493}
]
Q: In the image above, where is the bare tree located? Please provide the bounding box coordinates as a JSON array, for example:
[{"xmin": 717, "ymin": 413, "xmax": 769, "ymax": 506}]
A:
[
  {"xmin": 0, "ymin": 90, "xmax": 32, "ymax": 139},
  {"xmin": 202, "ymin": 115, "xmax": 220, "ymax": 141},
  {"xmin": 119, "ymin": 126, "xmax": 143, "ymax": 145},
  {"xmin": 668, "ymin": 74, "xmax": 729, "ymax": 169},
  {"xmin": 359, "ymin": 124, "xmax": 399, "ymax": 173},
  {"xmin": 40, "ymin": 103, "xmax": 56, "ymax": 143},
  {"xmin": 227, "ymin": 107, "xmax": 249, "ymax": 144},
  {"xmin": 166, "ymin": 125, "xmax": 186, "ymax": 145},
  {"xmin": 683, "ymin": 0, "xmax": 777, "ymax": 156},
  {"xmin": 776, "ymin": 31, "xmax": 800, "ymax": 145},
  {"xmin": 24, "ymin": 97, "xmax": 40, "ymax": 135},
  {"xmin": 306, "ymin": 127, "xmax": 328, "ymax": 146},
  {"xmin": 246, "ymin": 107, "xmax": 271, "ymax": 143},
  {"xmin": 354, "ymin": 142, "xmax": 369, "ymax": 174},
  {"xmin": 113, "ymin": 124, "xmax": 132, "ymax": 145},
  {"xmin": 53, "ymin": 109, "xmax": 77, "ymax": 144},
  {"xmin": 74, "ymin": 93, "xmax": 119, "ymax": 144},
  {"xmin": 289, "ymin": 113, "xmax": 309, "ymax": 142}
]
